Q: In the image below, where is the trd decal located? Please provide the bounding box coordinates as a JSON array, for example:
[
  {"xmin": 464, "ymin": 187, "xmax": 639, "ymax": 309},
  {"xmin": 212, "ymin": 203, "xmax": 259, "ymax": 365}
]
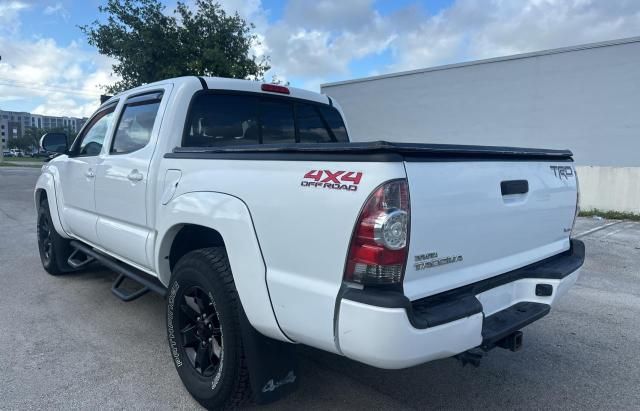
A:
[
  {"xmin": 301, "ymin": 170, "xmax": 363, "ymax": 191},
  {"xmin": 550, "ymin": 165, "xmax": 574, "ymax": 180}
]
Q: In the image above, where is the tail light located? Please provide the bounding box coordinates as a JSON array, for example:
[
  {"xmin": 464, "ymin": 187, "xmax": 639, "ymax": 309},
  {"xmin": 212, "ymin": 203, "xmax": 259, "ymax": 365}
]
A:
[{"xmin": 344, "ymin": 179, "xmax": 410, "ymax": 286}]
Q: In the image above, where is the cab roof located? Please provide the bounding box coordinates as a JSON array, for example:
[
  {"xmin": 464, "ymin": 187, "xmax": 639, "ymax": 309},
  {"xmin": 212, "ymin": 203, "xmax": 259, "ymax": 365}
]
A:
[{"xmin": 105, "ymin": 76, "xmax": 330, "ymax": 108}]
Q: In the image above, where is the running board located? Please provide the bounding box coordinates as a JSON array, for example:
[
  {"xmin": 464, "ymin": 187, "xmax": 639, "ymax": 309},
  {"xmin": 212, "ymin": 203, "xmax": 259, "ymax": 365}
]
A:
[{"xmin": 69, "ymin": 241, "xmax": 167, "ymax": 301}]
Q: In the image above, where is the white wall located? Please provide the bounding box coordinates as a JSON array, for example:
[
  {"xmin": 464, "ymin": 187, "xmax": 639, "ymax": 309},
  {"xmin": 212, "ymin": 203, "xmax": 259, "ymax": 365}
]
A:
[
  {"xmin": 577, "ymin": 166, "xmax": 640, "ymax": 214},
  {"xmin": 322, "ymin": 38, "xmax": 640, "ymax": 167}
]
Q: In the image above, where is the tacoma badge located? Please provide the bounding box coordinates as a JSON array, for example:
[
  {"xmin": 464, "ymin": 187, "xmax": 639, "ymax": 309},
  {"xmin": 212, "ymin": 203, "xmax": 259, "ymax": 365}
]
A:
[{"xmin": 414, "ymin": 252, "xmax": 463, "ymax": 271}]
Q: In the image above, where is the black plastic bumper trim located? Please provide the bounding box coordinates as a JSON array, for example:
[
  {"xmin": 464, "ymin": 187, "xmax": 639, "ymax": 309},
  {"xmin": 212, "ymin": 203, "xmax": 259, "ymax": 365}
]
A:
[{"xmin": 341, "ymin": 239, "xmax": 584, "ymax": 329}]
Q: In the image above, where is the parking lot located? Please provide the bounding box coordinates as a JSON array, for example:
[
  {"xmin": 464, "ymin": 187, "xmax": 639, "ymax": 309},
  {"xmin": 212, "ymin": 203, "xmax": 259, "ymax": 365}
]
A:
[{"xmin": 1, "ymin": 166, "xmax": 639, "ymax": 410}]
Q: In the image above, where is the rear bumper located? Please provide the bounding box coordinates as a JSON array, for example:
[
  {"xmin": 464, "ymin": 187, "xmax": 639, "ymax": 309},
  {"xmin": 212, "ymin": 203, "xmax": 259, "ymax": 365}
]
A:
[{"xmin": 336, "ymin": 240, "xmax": 585, "ymax": 369}]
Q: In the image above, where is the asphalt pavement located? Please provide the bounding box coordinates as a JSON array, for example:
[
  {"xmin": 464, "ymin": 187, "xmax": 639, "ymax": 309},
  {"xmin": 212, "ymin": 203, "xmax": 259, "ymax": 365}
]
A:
[{"xmin": 1, "ymin": 166, "xmax": 639, "ymax": 410}]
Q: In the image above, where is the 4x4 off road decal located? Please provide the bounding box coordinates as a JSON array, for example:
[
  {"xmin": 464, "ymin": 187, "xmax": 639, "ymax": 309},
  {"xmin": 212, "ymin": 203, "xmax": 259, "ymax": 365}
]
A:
[{"xmin": 301, "ymin": 170, "xmax": 363, "ymax": 191}]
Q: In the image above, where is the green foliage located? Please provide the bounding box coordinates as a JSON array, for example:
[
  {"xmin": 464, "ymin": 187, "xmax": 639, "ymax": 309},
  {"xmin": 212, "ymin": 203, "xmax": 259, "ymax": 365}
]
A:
[
  {"xmin": 80, "ymin": 0, "xmax": 270, "ymax": 93},
  {"xmin": 9, "ymin": 135, "xmax": 36, "ymax": 151},
  {"xmin": 579, "ymin": 209, "xmax": 640, "ymax": 221}
]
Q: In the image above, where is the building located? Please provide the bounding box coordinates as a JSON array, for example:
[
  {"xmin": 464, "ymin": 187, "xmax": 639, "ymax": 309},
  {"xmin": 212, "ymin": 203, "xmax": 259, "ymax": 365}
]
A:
[
  {"xmin": 0, "ymin": 110, "xmax": 87, "ymax": 140},
  {"xmin": 321, "ymin": 37, "xmax": 640, "ymax": 214},
  {"xmin": 0, "ymin": 118, "xmax": 9, "ymax": 150}
]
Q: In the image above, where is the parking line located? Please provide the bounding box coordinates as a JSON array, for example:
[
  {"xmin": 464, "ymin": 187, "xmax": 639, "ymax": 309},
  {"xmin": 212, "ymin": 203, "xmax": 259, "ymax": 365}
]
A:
[
  {"xmin": 600, "ymin": 224, "xmax": 633, "ymax": 239},
  {"xmin": 574, "ymin": 220, "xmax": 624, "ymax": 238}
]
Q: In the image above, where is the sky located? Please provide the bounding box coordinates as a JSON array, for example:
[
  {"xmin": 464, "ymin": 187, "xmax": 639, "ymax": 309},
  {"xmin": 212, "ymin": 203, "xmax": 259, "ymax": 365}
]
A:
[{"xmin": 0, "ymin": 0, "xmax": 639, "ymax": 118}]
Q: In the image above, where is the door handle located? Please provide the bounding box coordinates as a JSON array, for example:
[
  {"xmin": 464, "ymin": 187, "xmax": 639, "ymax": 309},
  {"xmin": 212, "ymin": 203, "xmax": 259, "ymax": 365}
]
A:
[
  {"xmin": 501, "ymin": 180, "xmax": 528, "ymax": 195},
  {"xmin": 85, "ymin": 169, "xmax": 95, "ymax": 178},
  {"xmin": 127, "ymin": 170, "xmax": 144, "ymax": 182}
]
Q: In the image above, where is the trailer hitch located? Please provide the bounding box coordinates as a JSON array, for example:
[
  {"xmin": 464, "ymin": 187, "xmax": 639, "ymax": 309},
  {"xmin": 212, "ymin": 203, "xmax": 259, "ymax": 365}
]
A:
[
  {"xmin": 456, "ymin": 330, "xmax": 525, "ymax": 367},
  {"xmin": 496, "ymin": 331, "xmax": 523, "ymax": 352},
  {"xmin": 455, "ymin": 348, "xmax": 484, "ymax": 367}
]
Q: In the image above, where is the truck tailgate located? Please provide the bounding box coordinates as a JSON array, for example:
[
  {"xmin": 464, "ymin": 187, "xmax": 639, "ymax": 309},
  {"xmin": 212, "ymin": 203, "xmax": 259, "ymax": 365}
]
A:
[{"xmin": 403, "ymin": 161, "xmax": 577, "ymax": 300}]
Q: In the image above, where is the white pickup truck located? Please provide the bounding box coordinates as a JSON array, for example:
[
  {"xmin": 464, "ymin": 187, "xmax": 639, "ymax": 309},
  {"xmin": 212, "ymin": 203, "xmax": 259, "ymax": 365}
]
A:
[{"xmin": 35, "ymin": 76, "xmax": 585, "ymax": 408}]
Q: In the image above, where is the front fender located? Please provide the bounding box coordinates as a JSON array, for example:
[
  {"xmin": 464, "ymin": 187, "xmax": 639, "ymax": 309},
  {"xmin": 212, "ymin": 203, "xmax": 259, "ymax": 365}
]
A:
[
  {"xmin": 34, "ymin": 169, "xmax": 70, "ymax": 239},
  {"xmin": 156, "ymin": 191, "xmax": 289, "ymax": 342}
]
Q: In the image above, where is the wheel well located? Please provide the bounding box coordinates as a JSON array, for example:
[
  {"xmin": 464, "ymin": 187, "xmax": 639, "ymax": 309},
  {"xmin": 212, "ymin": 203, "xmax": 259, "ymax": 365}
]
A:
[
  {"xmin": 36, "ymin": 189, "xmax": 47, "ymax": 205},
  {"xmin": 169, "ymin": 225, "xmax": 225, "ymax": 270}
]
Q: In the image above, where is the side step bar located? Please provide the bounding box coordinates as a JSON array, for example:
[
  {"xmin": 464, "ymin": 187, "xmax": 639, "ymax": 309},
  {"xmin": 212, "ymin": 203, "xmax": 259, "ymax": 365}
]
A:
[{"xmin": 69, "ymin": 241, "xmax": 167, "ymax": 301}]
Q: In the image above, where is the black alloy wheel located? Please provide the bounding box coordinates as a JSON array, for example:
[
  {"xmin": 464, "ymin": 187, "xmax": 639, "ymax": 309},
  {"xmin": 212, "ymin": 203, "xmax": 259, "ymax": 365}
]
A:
[{"xmin": 179, "ymin": 286, "xmax": 223, "ymax": 377}]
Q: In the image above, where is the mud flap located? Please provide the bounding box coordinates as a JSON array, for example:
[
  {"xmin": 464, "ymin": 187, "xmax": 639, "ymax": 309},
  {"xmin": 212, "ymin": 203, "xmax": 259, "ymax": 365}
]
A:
[{"xmin": 239, "ymin": 311, "xmax": 299, "ymax": 404}]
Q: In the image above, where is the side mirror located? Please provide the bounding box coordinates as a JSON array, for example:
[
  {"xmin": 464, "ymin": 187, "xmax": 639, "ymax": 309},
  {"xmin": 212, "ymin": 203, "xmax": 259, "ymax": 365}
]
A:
[{"xmin": 40, "ymin": 133, "xmax": 68, "ymax": 154}]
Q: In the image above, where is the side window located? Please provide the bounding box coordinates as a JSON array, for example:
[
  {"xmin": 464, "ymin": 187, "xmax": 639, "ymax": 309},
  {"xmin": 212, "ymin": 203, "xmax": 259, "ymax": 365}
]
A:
[
  {"xmin": 111, "ymin": 93, "xmax": 162, "ymax": 154},
  {"xmin": 260, "ymin": 99, "xmax": 295, "ymax": 144},
  {"xmin": 297, "ymin": 103, "xmax": 332, "ymax": 143},
  {"xmin": 76, "ymin": 106, "xmax": 116, "ymax": 156},
  {"xmin": 318, "ymin": 106, "xmax": 348, "ymax": 142},
  {"xmin": 184, "ymin": 94, "xmax": 259, "ymax": 147}
]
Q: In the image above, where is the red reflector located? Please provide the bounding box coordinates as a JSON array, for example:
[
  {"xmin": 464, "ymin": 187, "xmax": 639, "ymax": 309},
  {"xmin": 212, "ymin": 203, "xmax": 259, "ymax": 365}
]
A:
[
  {"xmin": 349, "ymin": 243, "xmax": 406, "ymax": 266},
  {"xmin": 261, "ymin": 83, "xmax": 290, "ymax": 94}
]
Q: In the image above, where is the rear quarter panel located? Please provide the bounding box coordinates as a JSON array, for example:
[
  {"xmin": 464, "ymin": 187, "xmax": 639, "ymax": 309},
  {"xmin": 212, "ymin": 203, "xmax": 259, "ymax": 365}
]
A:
[{"xmin": 160, "ymin": 158, "xmax": 406, "ymax": 353}]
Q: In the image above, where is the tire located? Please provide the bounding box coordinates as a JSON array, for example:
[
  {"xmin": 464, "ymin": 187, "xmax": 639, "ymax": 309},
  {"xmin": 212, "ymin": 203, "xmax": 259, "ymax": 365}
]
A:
[
  {"xmin": 37, "ymin": 198, "xmax": 73, "ymax": 275},
  {"xmin": 167, "ymin": 248, "xmax": 252, "ymax": 409}
]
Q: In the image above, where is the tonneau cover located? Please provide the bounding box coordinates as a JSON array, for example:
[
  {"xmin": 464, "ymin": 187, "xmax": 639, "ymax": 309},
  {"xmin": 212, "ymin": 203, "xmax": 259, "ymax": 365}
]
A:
[{"xmin": 169, "ymin": 141, "xmax": 573, "ymax": 161}]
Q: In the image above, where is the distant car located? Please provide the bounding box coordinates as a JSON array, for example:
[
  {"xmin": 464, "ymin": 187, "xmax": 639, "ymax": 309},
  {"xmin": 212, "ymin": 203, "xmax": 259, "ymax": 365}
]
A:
[
  {"xmin": 31, "ymin": 150, "xmax": 51, "ymax": 158},
  {"xmin": 3, "ymin": 150, "xmax": 14, "ymax": 157},
  {"xmin": 9, "ymin": 149, "xmax": 24, "ymax": 157}
]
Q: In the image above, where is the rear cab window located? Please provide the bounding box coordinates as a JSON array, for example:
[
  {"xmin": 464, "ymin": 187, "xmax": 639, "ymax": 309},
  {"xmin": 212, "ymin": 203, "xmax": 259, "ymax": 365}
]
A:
[{"xmin": 183, "ymin": 92, "xmax": 348, "ymax": 147}]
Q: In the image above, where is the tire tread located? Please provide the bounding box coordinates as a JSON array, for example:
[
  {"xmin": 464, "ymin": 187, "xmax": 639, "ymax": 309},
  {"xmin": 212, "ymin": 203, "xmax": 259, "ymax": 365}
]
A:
[{"xmin": 171, "ymin": 247, "xmax": 253, "ymax": 409}]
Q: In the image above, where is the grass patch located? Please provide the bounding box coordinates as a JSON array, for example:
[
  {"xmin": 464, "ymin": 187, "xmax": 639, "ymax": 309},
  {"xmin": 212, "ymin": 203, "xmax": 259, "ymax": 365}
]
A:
[
  {"xmin": 0, "ymin": 161, "xmax": 43, "ymax": 168},
  {"xmin": 2, "ymin": 156, "xmax": 44, "ymax": 162},
  {"xmin": 580, "ymin": 209, "xmax": 640, "ymax": 221}
]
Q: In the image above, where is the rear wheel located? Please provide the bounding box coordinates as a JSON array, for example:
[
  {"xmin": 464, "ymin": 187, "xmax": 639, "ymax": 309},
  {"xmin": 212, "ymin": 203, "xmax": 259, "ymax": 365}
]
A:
[
  {"xmin": 37, "ymin": 198, "xmax": 72, "ymax": 275},
  {"xmin": 167, "ymin": 247, "xmax": 251, "ymax": 409}
]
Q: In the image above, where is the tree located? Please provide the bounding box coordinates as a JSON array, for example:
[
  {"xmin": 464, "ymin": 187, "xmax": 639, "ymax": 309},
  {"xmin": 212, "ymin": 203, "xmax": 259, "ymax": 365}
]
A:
[
  {"xmin": 10, "ymin": 135, "xmax": 37, "ymax": 151},
  {"xmin": 80, "ymin": 0, "xmax": 270, "ymax": 93}
]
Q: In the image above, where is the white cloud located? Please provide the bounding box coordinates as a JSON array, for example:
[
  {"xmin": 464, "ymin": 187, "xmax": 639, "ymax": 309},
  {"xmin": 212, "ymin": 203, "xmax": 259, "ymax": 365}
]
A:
[
  {"xmin": 218, "ymin": 0, "xmax": 640, "ymax": 91},
  {"xmin": 220, "ymin": 0, "xmax": 396, "ymax": 89},
  {"xmin": 31, "ymin": 94, "xmax": 100, "ymax": 118},
  {"xmin": 389, "ymin": 0, "xmax": 640, "ymax": 72},
  {"xmin": 0, "ymin": 1, "xmax": 30, "ymax": 33},
  {"xmin": 43, "ymin": 2, "xmax": 70, "ymax": 21},
  {"xmin": 0, "ymin": 36, "xmax": 114, "ymax": 117},
  {"xmin": 283, "ymin": 0, "xmax": 376, "ymax": 31},
  {"xmin": 2, "ymin": 0, "xmax": 640, "ymax": 116}
]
